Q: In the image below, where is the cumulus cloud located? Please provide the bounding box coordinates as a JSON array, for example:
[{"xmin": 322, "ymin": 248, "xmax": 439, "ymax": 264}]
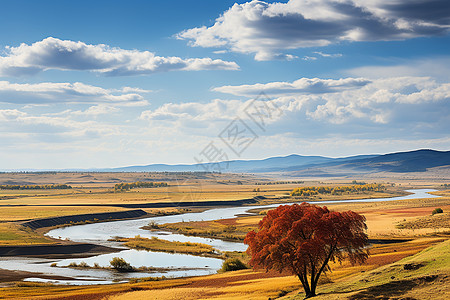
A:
[
  {"xmin": 0, "ymin": 108, "xmax": 118, "ymax": 139},
  {"xmin": 140, "ymin": 99, "xmax": 245, "ymax": 122},
  {"xmin": 213, "ymin": 77, "xmax": 371, "ymax": 97},
  {"xmin": 142, "ymin": 76, "xmax": 450, "ymax": 137},
  {"xmin": 178, "ymin": 0, "xmax": 450, "ymax": 60},
  {"xmin": 0, "ymin": 37, "xmax": 239, "ymax": 76},
  {"xmin": 0, "ymin": 81, "xmax": 150, "ymax": 104}
]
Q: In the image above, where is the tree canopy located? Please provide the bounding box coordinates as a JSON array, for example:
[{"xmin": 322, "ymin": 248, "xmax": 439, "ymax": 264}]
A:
[
  {"xmin": 291, "ymin": 184, "xmax": 384, "ymax": 197},
  {"xmin": 244, "ymin": 203, "xmax": 369, "ymax": 298}
]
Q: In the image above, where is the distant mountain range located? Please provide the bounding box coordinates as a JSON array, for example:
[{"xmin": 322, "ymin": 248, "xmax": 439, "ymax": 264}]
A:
[
  {"xmin": 4, "ymin": 149, "xmax": 449, "ymax": 176},
  {"xmin": 101, "ymin": 149, "xmax": 450, "ymax": 176}
]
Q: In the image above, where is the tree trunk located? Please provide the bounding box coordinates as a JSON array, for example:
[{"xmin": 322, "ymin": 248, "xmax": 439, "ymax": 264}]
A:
[
  {"xmin": 308, "ymin": 283, "xmax": 317, "ymax": 298},
  {"xmin": 298, "ymin": 275, "xmax": 311, "ymax": 298}
]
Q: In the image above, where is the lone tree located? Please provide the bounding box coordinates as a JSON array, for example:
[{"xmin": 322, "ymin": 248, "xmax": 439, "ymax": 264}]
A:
[{"xmin": 244, "ymin": 203, "xmax": 369, "ymax": 298}]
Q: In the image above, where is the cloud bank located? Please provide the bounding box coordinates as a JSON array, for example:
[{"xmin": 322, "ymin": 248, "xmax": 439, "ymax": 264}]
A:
[
  {"xmin": 213, "ymin": 77, "xmax": 371, "ymax": 97},
  {"xmin": 178, "ymin": 0, "xmax": 450, "ymax": 60},
  {"xmin": 0, "ymin": 37, "xmax": 239, "ymax": 76},
  {"xmin": 142, "ymin": 76, "xmax": 450, "ymax": 136},
  {"xmin": 0, "ymin": 81, "xmax": 150, "ymax": 104}
]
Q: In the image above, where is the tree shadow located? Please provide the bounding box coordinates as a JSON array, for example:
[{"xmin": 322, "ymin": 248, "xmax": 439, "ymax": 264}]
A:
[{"xmin": 349, "ymin": 275, "xmax": 438, "ymax": 300}]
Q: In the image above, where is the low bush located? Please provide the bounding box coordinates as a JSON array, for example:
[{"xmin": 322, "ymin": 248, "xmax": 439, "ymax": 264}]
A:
[
  {"xmin": 110, "ymin": 257, "xmax": 134, "ymax": 272},
  {"xmin": 432, "ymin": 208, "xmax": 444, "ymax": 215},
  {"xmin": 220, "ymin": 258, "xmax": 248, "ymax": 272}
]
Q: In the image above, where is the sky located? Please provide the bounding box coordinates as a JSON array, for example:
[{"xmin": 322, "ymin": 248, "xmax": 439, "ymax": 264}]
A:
[{"xmin": 0, "ymin": 0, "xmax": 449, "ymax": 170}]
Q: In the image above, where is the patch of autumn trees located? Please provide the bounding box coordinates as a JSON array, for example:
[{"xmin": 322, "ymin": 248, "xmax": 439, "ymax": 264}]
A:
[
  {"xmin": 245, "ymin": 203, "xmax": 369, "ymax": 298},
  {"xmin": 0, "ymin": 184, "xmax": 72, "ymax": 190},
  {"xmin": 114, "ymin": 181, "xmax": 168, "ymax": 191},
  {"xmin": 291, "ymin": 183, "xmax": 385, "ymax": 197}
]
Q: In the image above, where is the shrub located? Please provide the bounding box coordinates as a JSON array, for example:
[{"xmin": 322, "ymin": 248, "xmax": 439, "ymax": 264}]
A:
[
  {"xmin": 110, "ymin": 257, "xmax": 134, "ymax": 272},
  {"xmin": 220, "ymin": 258, "xmax": 248, "ymax": 272},
  {"xmin": 432, "ymin": 208, "xmax": 444, "ymax": 215}
]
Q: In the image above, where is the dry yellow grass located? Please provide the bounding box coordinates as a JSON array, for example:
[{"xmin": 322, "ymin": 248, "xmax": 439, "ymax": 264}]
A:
[
  {"xmin": 106, "ymin": 287, "xmax": 213, "ymax": 300},
  {"xmin": 0, "ymin": 206, "xmax": 128, "ymax": 222},
  {"xmin": 158, "ymin": 217, "xmax": 257, "ymax": 242},
  {"xmin": 302, "ymin": 239, "xmax": 450, "ymax": 300},
  {"xmin": 397, "ymin": 212, "xmax": 450, "ymax": 230},
  {"xmin": 106, "ymin": 271, "xmax": 299, "ymax": 300},
  {"xmin": 119, "ymin": 236, "xmax": 218, "ymax": 257},
  {"xmin": 0, "ymin": 223, "xmax": 54, "ymax": 245},
  {"xmin": 0, "ymin": 174, "xmax": 448, "ymax": 299}
]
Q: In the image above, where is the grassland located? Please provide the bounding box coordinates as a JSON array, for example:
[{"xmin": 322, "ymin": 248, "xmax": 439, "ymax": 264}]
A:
[
  {"xmin": 288, "ymin": 238, "xmax": 450, "ymax": 300},
  {"xmin": 0, "ymin": 205, "xmax": 129, "ymax": 222},
  {"xmin": 152, "ymin": 217, "xmax": 257, "ymax": 242},
  {"xmin": 150, "ymin": 193, "xmax": 450, "ymax": 243},
  {"xmin": 0, "ymin": 172, "xmax": 449, "ymax": 299},
  {"xmin": 397, "ymin": 212, "xmax": 450, "ymax": 230},
  {"xmin": 0, "ymin": 223, "xmax": 54, "ymax": 245},
  {"xmin": 0, "ymin": 173, "xmax": 405, "ymax": 246},
  {"xmin": 115, "ymin": 236, "xmax": 219, "ymax": 258},
  {"xmin": 0, "ymin": 238, "xmax": 439, "ymax": 300}
]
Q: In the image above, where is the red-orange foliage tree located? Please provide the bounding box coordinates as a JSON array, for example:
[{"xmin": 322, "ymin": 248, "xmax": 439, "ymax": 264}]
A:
[{"xmin": 244, "ymin": 203, "xmax": 369, "ymax": 298}]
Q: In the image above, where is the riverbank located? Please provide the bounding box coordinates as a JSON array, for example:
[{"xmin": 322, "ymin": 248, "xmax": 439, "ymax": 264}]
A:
[
  {"xmin": 113, "ymin": 236, "xmax": 222, "ymax": 258},
  {"xmin": 0, "ymin": 243, "xmax": 120, "ymax": 259}
]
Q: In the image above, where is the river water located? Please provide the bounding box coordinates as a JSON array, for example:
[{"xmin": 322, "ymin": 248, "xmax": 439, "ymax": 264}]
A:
[{"xmin": 0, "ymin": 189, "xmax": 439, "ymax": 285}]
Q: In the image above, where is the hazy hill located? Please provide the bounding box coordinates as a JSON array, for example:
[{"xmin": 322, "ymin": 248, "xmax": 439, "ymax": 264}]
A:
[
  {"xmin": 284, "ymin": 149, "xmax": 450, "ymax": 177},
  {"xmin": 106, "ymin": 154, "xmax": 374, "ymax": 173},
  {"xmin": 104, "ymin": 149, "xmax": 450, "ymax": 176}
]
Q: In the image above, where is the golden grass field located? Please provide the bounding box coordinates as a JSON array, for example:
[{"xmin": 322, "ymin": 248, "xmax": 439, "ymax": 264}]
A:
[
  {"xmin": 118, "ymin": 236, "xmax": 218, "ymax": 257},
  {"xmin": 0, "ymin": 172, "xmax": 449, "ymax": 299}
]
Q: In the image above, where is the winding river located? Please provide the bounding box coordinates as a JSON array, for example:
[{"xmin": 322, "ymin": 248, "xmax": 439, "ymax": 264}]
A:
[{"xmin": 0, "ymin": 189, "xmax": 439, "ymax": 285}]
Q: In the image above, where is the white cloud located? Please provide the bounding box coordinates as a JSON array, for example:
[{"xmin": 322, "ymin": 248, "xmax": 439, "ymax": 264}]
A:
[
  {"xmin": 143, "ymin": 76, "xmax": 450, "ymax": 133},
  {"xmin": 0, "ymin": 109, "xmax": 26, "ymax": 121},
  {"xmin": 213, "ymin": 50, "xmax": 228, "ymax": 54},
  {"xmin": 69, "ymin": 105, "xmax": 120, "ymax": 117},
  {"xmin": 313, "ymin": 51, "xmax": 342, "ymax": 58},
  {"xmin": 0, "ymin": 37, "xmax": 239, "ymax": 76},
  {"xmin": 302, "ymin": 56, "xmax": 318, "ymax": 61},
  {"xmin": 0, "ymin": 80, "xmax": 150, "ymax": 104},
  {"xmin": 213, "ymin": 77, "xmax": 371, "ymax": 97},
  {"xmin": 178, "ymin": 0, "xmax": 450, "ymax": 60},
  {"xmin": 346, "ymin": 57, "xmax": 450, "ymax": 80},
  {"xmin": 2, "ymin": 75, "xmax": 449, "ymax": 169},
  {"xmin": 0, "ymin": 108, "xmax": 116, "ymax": 137},
  {"xmin": 140, "ymin": 99, "xmax": 244, "ymax": 122}
]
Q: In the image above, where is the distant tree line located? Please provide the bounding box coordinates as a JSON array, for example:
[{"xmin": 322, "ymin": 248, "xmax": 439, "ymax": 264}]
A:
[
  {"xmin": 351, "ymin": 180, "xmax": 367, "ymax": 185},
  {"xmin": 255, "ymin": 181, "xmax": 304, "ymax": 185},
  {"xmin": 0, "ymin": 184, "xmax": 72, "ymax": 190},
  {"xmin": 291, "ymin": 184, "xmax": 385, "ymax": 197},
  {"xmin": 114, "ymin": 181, "xmax": 168, "ymax": 191}
]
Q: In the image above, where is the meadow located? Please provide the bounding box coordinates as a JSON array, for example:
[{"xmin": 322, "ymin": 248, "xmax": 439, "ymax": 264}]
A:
[{"xmin": 0, "ymin": 172, "xmax": 449, "ymax": 299}]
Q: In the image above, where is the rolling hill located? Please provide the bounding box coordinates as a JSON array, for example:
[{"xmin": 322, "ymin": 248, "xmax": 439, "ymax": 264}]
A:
[{"xmin": 105, "ymin": 149, "xmax": 450, "ymax": 176}]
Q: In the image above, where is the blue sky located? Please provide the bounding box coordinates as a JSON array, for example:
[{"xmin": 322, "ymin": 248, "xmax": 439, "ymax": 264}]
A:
[{"xmin": 0, "ymin": 0, "xmax": 449, "ymax": 169}]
